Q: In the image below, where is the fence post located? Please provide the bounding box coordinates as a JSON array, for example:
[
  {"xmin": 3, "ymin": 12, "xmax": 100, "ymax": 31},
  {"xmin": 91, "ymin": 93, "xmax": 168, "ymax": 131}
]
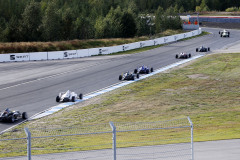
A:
[
  {"xmin": 24, "ymin": 127, "xmax": 31, "ymax": 160},
  {"xmin": 187, "ymin": 117, "xmax": 194, "ymax": 160},
  {"xmin": 109, "ymin": 122, "xmax": 116, "ymax": 160}
]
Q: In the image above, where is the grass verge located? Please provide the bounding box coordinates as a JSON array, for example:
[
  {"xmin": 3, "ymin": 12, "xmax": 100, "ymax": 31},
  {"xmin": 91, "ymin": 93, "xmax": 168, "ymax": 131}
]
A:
[
  {"xmin": 0, "ymin": 30, "xmax": 186, "ymax": 54},
  {"xmin": 1, "ymin": 52, "xmax": 239, "ymax": 158}
]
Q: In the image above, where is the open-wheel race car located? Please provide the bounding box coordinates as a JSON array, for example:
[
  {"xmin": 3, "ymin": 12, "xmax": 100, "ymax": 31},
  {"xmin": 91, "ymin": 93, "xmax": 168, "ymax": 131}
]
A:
[
  {"xmin": 196, "ymin": 46, "xmax": 210, "ymax": 52},
  {"xmin": 119, "ymin": 71, "xmax": 139, "ymax": 81},
  {"xmin": 175, "ymin": 52, "xmax": 191, "ymax": 59},
  {"xmin": 134, "ymin": 65, "xmax": 153, "ymax": 74},
  {"xmin": 56, "ymin": 90, "xmax": 83, "ymax": 102},
  {"xmin": 0, "ymin": 108, "xmax": 28, "ymax": 123},
  {"xmin": 219, "ymin": 29, "xmax": 230, "ymax": 37}
]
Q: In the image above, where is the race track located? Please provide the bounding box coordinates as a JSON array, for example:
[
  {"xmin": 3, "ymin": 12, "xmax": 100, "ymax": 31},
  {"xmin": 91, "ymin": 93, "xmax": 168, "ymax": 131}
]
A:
[{"xmin": 0, "ymin": 27, "xmax": 240, "ymax": 132}]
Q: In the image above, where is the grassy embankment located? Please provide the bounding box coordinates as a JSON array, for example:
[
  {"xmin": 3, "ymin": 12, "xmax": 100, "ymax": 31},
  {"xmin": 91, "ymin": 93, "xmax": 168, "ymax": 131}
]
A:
[
  {"xmin": 0, "ymin": 30, "xmax": 186, "ymax": 54},
  {"xmin": 0, "ymin": 30, "xmax": 209, "ymax": 54},
  {"xmin": 0, "ymin": 52, "xmax": 239, "ymax": 157}
]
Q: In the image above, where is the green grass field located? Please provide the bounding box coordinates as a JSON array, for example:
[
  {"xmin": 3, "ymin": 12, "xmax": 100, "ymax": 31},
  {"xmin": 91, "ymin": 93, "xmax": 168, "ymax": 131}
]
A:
[{"xmin": 1, "ymin": 52, "xmax": 239, "ymax": 157}]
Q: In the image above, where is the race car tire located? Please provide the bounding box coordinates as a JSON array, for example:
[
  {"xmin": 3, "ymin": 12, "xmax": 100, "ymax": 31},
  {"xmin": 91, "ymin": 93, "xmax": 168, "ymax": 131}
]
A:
[
  {"xmin": 221, "ymin": 34, "xmax": 222, "ymax": 37},
  {"xmin": 146, "ymin": 69, "xmax": 149, "ymax": 74},
  {"xmin": 208, "ymin": 47, "xmax": 210, "ymax": 51},
  {"xmin": 196, "ymin": 48, "xmax": 198, "ymax": 52},
  {"xmin": 79, "ymin": 93, "xmax": 83, "ymax": 99},
  {"xmin": 134, "ymin": 69, "xmax": 138, "ymax": 74},
  {"xmin": 189, "ymin": 54, "xmax": 191, "ymax": 58},
  {"xmin": 150, "ymin": 67, "xmax": 153, "ymax": 72},
  {"xmin": 185, "ymin": 55, "xmax": 188, "ymax": 59},
  {"xmin": 22, "ymin": 112, "xmax": 28, "ymax": 119},
  {"xmin": 119, "ymin": 75, "xmax": 122, "ymax": 80},
  {"xmin": 72, "ymin": 96, "xmax": 75, "ymax": 102},
  {"xmin": 175, "ymin": 54, "xmax": 178, "ymax": 58},
  {"xmin": 136, "ymin": 74, "xmax": 139, "ymax": 79},
  {"xmin": 9, "ymin": 115, "xmax": 15, "ymax": 123},
  {"xmin": 131, "ymin": 76, "xmax": 135, "ymax": 80},
  {"xmin": 56, "ymin": 96, "xmax": 60, "ymax": 102},
  {"xmin": 219, "ymin": 31, "xmax": 220, "ymax": 34}
]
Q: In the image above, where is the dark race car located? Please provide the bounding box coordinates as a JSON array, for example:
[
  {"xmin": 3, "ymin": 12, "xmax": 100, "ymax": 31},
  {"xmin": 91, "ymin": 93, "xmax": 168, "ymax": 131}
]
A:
[
  {"xmin": 196, "ymin": 46, "xmax": 210, "ymax": 52},
  {"xmin": 134, "ymin": 65, "xmax": 153, "ymax": 74},
  {"xmin": 0, "ymin": 108, "xmax": 28, "ymax": 123},
  {"xmin": 175, "ymin": 52, "xmax": 191, "ymax": 59},
  {"xmin": 119, "ymin": 71, "xmax": 139, "ymax": 81},
  {"xmin": 56, "ymin": 90, "xmax": 83, "ymax": 102}
]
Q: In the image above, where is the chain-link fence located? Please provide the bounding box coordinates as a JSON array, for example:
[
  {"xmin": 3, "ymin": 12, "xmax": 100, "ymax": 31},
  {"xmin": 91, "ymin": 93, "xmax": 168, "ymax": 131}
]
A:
[{"xmin": 0, "ymin": 117, "xmax": 193, "ymax": 160}]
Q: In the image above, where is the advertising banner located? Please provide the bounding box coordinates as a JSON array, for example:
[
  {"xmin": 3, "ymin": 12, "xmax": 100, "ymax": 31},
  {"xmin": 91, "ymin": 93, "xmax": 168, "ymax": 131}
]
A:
[
  {"xmin": 109, "ymin": 45, "xmax": 123, "ymax": 54},
  {"xmin": 62, "ymin": 50, "xmax": 78, "ymax": 59},
  {"xmin": 88, "ymin": 48, "xmax": 99, "ymax": 56},
  {"xmin": 29, "ymin": 52, "xmax": 48, "ymax": 61},
  {"xmin": 7, "ymin": 53, "xmax": 30, "ymax": 62},
  {"xmin": 47, "ymin": 51, "xmax": 64, "ymax": 60},
  {"xmin": 77, "ymin": 49, "xmax": 89, "ymax": 58},
  {"xmin": 98, "ymin": 47, "xmax": 110, "ymax": 55}
]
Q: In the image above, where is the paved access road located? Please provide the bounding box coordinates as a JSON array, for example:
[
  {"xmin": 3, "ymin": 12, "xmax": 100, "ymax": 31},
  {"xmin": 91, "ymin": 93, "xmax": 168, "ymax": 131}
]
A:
[
  {"xmin": 0, "ymin": 28, "xmax": 240, "ymax": 132},
  {"xmin": 1, "ymin": 139, "xmax": 240, "ymax": 160}
]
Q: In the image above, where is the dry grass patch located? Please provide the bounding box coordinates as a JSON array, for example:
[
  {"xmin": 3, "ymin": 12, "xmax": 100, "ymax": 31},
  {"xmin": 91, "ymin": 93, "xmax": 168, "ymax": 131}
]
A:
[{"xmin": 0, "ymin": 30, "xmax": 187, "ymax": 54}]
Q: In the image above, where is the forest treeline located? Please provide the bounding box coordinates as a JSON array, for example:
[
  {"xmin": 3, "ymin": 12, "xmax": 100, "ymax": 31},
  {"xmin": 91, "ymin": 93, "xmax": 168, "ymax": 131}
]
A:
[{"xmin": 0, "ymin": 0, "xmax": 239, "ymax": 42}]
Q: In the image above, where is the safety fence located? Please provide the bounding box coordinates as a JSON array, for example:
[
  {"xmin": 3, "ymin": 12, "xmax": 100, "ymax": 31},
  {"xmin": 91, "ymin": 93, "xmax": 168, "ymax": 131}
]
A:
[
  {"xmin": 0, "ymin": 117, "xmax": 193, "ymax": 160},
  {"xmin": 0, "ymin": 29, "xmax": 202, "ymax": 63}
]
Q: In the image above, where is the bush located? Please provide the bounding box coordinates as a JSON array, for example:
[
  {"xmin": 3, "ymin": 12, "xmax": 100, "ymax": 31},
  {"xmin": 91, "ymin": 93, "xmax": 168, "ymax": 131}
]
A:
[{"xmin": 226, "ymin": 7, "xmax": 239, "ymax": 12}]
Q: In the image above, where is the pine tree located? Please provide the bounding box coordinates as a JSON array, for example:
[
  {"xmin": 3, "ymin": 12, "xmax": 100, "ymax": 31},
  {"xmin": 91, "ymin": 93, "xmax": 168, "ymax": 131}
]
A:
[
  {"xmin": 41, "ymin": 1, "xmax": 61, "ymax": 41},
  {"xmin": 21, "ymin": 1, "xmax": 42, "ymax": 41},
  {"xmin": 121, "ymin": 11, "xmax": 136, "ymax": 38}
]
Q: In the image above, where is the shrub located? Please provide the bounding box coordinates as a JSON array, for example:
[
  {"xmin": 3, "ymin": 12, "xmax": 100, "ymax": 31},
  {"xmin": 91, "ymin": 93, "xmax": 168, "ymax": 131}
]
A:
[{"xmin": 226, "ymin": 7, "xmax": 239, "ymax": 12}]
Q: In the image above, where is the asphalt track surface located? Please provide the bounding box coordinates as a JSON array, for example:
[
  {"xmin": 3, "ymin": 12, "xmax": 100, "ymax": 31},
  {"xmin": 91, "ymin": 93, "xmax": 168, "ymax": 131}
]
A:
[
  {"xmin": 0, "ymin": 27, "xmax": 240, "ymax": 132},
  {"xmin": 1, "ymin": 139, "xmax": 240, "ymax": 160}
]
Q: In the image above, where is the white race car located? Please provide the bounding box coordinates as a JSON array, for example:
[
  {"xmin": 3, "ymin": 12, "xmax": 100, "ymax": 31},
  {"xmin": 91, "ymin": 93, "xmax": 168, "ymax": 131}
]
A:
[
  {"xmin": 56, "ymin": 90, "xmax": 83, "ymax": 102},
  {"xmin": 175, "ymin": 52, "xmax": 191, "ymax": 59},
  {"xmin": 219, "ymin": 29, "xmax": 230, "ymax": 37}
]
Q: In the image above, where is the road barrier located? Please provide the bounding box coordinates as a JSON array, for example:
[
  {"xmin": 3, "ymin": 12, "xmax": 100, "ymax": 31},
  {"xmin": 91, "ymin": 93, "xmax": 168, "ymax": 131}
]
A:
[{"xmin": 0, "ymin": 29, "xmax": 202, "ymax": 63}]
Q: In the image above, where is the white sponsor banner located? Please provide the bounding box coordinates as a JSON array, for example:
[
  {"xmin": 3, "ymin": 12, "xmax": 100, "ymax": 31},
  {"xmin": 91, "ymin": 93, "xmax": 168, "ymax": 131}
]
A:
[
  {"xmin": 127, "ymin": 42, "xmax": 139, "ymax": 50},
  {"xmin": 173, "ymin": 35, "xmax": 179, "ymax": 41},
  {"xmin": 163, "ymin": 36, "xmax": 173, "ymax": 43},
  {"xmin": 0, "ymin": 54, "xmax": 12, "ymax": 62},
  {"xmin": 176, "ymin": 33, "xmax": 184, "ymax": 40},
  {"xmin": 88, "ymin": 48, "xmax": 99, "ymax": 56},
  {"xmin": 191, "ymin": 31, "xmax": 196, "ymax": 36},
  {"xmin": 63, "ymin": 50, "xmax": 77, "ymax": 59},
  {"xmin": 184, "ymin": 31, "xmax": 192, "ymax": 38},
  {"xmin": 29, "ymin": 52, "xmax": 48, "ymax": 61},
  {"xmin": 142, "ymin": 40, "xmax": 153, "ymax": 47},
  {"xmin": 77, "ymin": 49, "xmax": 89, "ymax": 58},
  {"xmin": 122, "ymin": 44, "xmax": 131, "ymax": 51},
  {"xmin": 98, "ymin": 47, "xmax": 110, "ymax": 55},
  {"xmin": 154, "ymin": 37, "xmax": 164, "ymax": 45},
  {"xmin": 47, "ymin": 51, "xmax": 63, "ymax": 60},
  {"xmin": 6, "ymin": 53, "xmax": 30, "ymax": 62},
  {"xmin": 110, "ymin": 45, "xmax": 123, "ymax": 54},
  {"xmin": 167, "ymin": 36, "xmax": 175, "ymax": 43}
]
